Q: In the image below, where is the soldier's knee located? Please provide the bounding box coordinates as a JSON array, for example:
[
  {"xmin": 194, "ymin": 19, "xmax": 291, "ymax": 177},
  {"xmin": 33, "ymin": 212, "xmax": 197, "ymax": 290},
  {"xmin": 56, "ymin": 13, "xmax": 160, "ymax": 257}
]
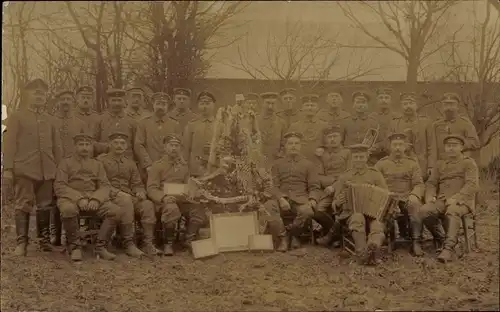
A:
[
  {"xmin": 190, "ymin": 205, "xmax": 207, "ymax": 224},
  {"xmin": 137, "ymin": 199, "xmax": 156, "ymax": 223},
  {"xmin": 370, "ymin": 220, "xmax": 385, "ymax": 234},
  {"xmin": 348, "ymin": 213, "xmax": 365, "ymax": 232},
  {"xmin": 445, "ymin": 204, "xmax": 467, "ymax": 218},
  {"xmin": 104, "ymin": 202, "xmax": 123, "ymax": 222},
  {"xmin": 161, "ymin": 203, "xmax": 181, "ymax": 223},
  {"xmin": 58, "ymin": 203, "xmax": 79, "ymax": 218},
  {"xmin": 297, "ymin": 204, "xmax": 314, "ymax": 218},
  {"xmin": 316, "ymin": 198, "xmax": 332, "ymax": 213}
]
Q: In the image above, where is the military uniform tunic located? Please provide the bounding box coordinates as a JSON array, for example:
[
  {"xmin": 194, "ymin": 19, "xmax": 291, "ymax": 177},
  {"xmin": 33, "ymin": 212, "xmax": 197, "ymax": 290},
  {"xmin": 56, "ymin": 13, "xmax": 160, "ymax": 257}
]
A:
[
  {"xmin": 54, "ymin": 112, "xmax": 89, "ymax": 158},
  {"xmin": 341, "ymin": 115, "xmax": 379, "ymax": 147},
  {"xmin": 257, "ymin": 113, "xmax": 287, "ymax": 160},
  {"xmin": 427, "ymin": 116, "xmax": 480, "ymax": 171},
  {"xmin": 126, "ymin": 108, "xmax": 151, "ymax": 122},
  {"xmin": 318, "ymin": 109, "xmax": 351, "ymax": 125},
  {"xmin": 374, "ymin": 156, "xmax": 424, "ymax": 201},
  {"xmin": 75, "ymin": 109, "xmax": 100, "ymax": 130},
  {"xmin": 94, "ymin": 111, "xmax": 137, "ymax": 158},
  {"xmin": 171, "ymin": 108, "xmax": 198, "ymax": 130},
  {"xmin": 276, "ymin": 109, "xmax": 301, "ymax": 130},
  {"xmin": 134, "ymin": 115, "xmax": 182, "ymax": 169},
  {"xmin": 288, "ymin": 118, "xmax": 329, "ymax": 160},
  {"xmin": 183, "ymin": 116, "xmax": 215, "ymax": 177}
]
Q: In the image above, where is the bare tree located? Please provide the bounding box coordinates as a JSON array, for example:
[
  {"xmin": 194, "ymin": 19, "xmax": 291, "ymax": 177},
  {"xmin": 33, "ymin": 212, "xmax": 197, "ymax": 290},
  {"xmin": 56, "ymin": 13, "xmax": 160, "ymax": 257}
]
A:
[{"xmin": 338, "ymin": 1, "xmax": 459, "ymax": 88}]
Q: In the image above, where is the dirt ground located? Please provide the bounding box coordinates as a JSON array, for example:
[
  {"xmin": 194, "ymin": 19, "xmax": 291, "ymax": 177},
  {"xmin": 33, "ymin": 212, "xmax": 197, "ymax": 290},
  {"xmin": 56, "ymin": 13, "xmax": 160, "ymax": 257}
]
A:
[{"xmin": 1, "ymin": 197, "xmax": 499, "ymax": 312}]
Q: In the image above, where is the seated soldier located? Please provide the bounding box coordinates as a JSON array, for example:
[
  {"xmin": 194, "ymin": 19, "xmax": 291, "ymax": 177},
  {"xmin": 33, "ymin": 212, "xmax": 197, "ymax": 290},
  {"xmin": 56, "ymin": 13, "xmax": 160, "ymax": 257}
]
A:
[
  {"xmin": 313, "ymin": 125, "xmax": 351, "ymax": 246},
  {"xmin": 147, "ymin": 134, "xmax": 206, "ymax": 256},
  {"xmin": 54, "ymin": 131, "xmax": 122, "ymax": 261},
  {"xmin": 270, "ymin": 131, "xmax": 322, "ymax": 251},
  {"xmin": 97, "ymin": 131, "xmax": 159, "ymax": 257},
  {"xmin": 374, "ymin": 132, "xmax": 425, "ymax": 256},
  {"xmin": 332, "ymin": 144, "xmax": 389, "ymax": 265},
  {"xmin": 419, "ymin": 134, "xmax": 479, "ymax": 263}
]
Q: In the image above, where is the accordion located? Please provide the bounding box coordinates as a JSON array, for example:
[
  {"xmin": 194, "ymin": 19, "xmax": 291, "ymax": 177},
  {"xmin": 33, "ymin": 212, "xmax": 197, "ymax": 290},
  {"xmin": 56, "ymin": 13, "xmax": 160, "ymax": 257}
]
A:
[{"xmin": 346, "ymin": 183, "xmax": 398, "ymax": 222}]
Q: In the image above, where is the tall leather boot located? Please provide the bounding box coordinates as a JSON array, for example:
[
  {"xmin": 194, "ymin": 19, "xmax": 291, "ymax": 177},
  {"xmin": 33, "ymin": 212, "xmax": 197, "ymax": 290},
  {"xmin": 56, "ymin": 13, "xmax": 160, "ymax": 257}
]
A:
[
  {"xmin": 314, "ymin": 211, "xmax": 334, "ymax": 246},
  {"xmin": 437, "ymin": 215, "xmax": 460, "ymax": 263},
  {"xmin": 162, "ymin": 223, "xmax": 176, "ymax": 256},
  {"xmin": 50, "ymin": 208, "xmax": 62, "ymax": 246},
  {"xmin": 289, "ymin": 226, "xmax": 302, "ymax": 250},
  {"xmin": 141, "ymin": 223, "xmax": 161, "ymax": 256},
  {"xmin": 14, "ymin": 210, "xmax": 30, "ymax": 256},
  {"xmin": 95, "ymin": 218, "xmax": 117, "ymax": 260},
  {"xmin": 424, "ymin": 216, "xmax": 445, "ymax": 250},
  {"xmin": 351, "ymin": 231, "xmax": 367, "ymax": 264},
  {"xmin": 63, "ymin": 217, "xmax": 82, "ymax": 261},
  {"xmin": 410, "ymin": 218, "xmax": 424, "ymax": 256},
  {"xmin": 120, "ymin": 224, "xmax": 144, "ymax": 258},
  {"xmin": 268, "ymin": 220, "xmax": 288, "ymax": 252},
  {"xmin": 397, "ymin": 215, "xmax": 410, "ymax": 239},
  {"xmin": 183, "ymin": 220, "xmax": 202, "ymax": 252},
  {"xmin": 36, "ymin": 210, "xmax": 53, "ymax": 252}
]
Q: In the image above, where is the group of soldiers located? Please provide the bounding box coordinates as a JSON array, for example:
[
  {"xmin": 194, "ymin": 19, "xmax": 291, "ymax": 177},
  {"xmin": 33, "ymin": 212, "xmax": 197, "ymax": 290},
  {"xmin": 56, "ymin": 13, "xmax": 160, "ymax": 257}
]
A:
[{"xmin": 2, "ymin": 78, "xmax": 482, "ymax": 266}]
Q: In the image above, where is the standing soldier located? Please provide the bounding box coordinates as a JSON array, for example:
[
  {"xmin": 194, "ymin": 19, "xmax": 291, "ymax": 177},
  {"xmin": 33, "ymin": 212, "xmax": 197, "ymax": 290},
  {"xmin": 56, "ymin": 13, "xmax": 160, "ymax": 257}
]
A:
[
  {"xmin": 97, "ymin": 131, "xmax": 158, "ymax": 257},
  {"xmin": 313, "ymin": 125, "xmax": 351, "ymax": 246},
  {"xmin": 390, "ymin": 92, "xmax": 431, "ymax": 177},
  {"xmin": 277, "ymin": 88, "xmax": 301, "ymax": 129},
  {"xmin": 183, "ymin": 91, "xmax": 216, "ymax": 177},
  {"xmin": 270, "ymin": 131, "xmax": 322, "ymax": 251},
  {"xmin": 374, "ymin": 132, "xmax": 425, "ymax": 256},
  {"xmin": 94, "ymin": 88, "xmax": 137, "ymax": 158},
  {"xmin": 257, "ymin": 92, "xmax": 288, "ymax": 160},
  {"xmin": 126, "ymin": 86, "xmax": 150, "ymax": 121},
  {"xmin": 288, "ymin": 94, "xmax": 329, "ymax": 160},
  {"xmin": 319, "ymin": 89, "xmax": 351, "ymax": 124},
  {"xmin": 419, "ymin": 134, "xmax": 479, "ymax": 263},
  {"xmin": 171, "ymin": 88, "xmax": 198, "ymax": 129},
  {"xmin": 147, "ymin": 134, "xmax": 206, "ymax": 255},
  {"xmin": 135, "ymin": 92, "xmax": 181, "ymax": 174},
  {"xmin": 342, "ymin": 91, "xmax": 379, "ymax": 148},
  {"xmin": 332, "ymin": 144, "xmax": 388, "ymax": 265},
  {"xmin": 74, "ymin": 85, "xmax": 100, "ymax": 129},
  {"xmin": 3, "ymin": 79, "xmax": 62, "ymax": 256},
  {"xmin": 54, "ymin": 130, "xmax": 121, "ymax": 261},
  {"xmin": 426, "ymin": 92, "xmax": 480, "ymax": 177}
]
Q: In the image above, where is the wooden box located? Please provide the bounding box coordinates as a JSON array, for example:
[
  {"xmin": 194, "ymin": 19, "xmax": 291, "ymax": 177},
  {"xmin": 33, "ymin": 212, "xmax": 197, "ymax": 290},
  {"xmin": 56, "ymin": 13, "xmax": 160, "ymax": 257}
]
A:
[
  {"xmin": 248, "ymin": 234, "xmax": 274, "ymax": 252},
  {"xmin": 210, "ymin": 211, "xmax": 259, "ymax": 252},
  {"xmin": 191, "ymin": 238, "xmax": 218, "ymax": 259},
  {"xmin": 163, "ymin": 183, "xmax": 187, "ymax": 196}
]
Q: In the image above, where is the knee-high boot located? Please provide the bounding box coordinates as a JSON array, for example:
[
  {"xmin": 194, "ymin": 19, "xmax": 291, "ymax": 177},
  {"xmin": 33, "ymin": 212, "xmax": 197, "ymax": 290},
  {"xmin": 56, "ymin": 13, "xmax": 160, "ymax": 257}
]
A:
[
  {"xmin": 36, "ymin": 209, "xmax": 53, "ymax": 252},
  {"xmin": 14, "ymin": 210, "xmax": 30, "ymax": 256}
]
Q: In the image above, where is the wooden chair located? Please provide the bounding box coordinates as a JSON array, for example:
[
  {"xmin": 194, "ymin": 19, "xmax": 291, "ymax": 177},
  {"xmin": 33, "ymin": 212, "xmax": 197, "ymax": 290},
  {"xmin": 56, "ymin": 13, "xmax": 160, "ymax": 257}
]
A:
[
  {"xmin": 460, "ymin": 212, "xmax": 478, "ymax": 253},
  {"xmin": 78, "ymin": 211, "xmax": 101, "ymax": 256}
]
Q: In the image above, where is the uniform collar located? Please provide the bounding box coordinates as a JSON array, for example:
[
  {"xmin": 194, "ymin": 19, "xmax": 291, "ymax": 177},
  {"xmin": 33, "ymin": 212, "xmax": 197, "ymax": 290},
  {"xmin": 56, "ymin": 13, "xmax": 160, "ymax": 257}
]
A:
[
  {"xmin": 154, "ymin": 114, "xmax": 167, "ymax": 123},
  {"xmin": 353, "ymin": 166, "xmax": 368, "ymax": 175},
  {"xmin": 324, "ymin": 147, "xmax": 341, "ymax": 154},
  {"xmin": 200, "ymin": 115, "xmax": 214, "ymax": 122},
  {"xmin": 447, "ymin": 154, "xmax": 464, "ymax": 164},
  {"xmin": 127, "ymin": 107, "xmax": 142, "ymax": 117},
  {"xmin": 109, "ymin": 153, "xmax": 126, "ymax": 162},
  {"xmin": 29, "ymin": 106, "xmax": 45, "ymax": 114},
  {"xmin": 353, "ymin": 114, "xmax": 368, "ymax": 120},
  {"xmin": 402, "ymin": 113, "xmax": 417, "ymax": 122},
  {"xmin": 108, "ymin": 110, "xmax": 125, "ymax": 118},
  {"xmin": 389, "ymin": 155, "xmax": 404, "ymax": 163},
  {"xmin": 56, "ymin": 111, "xmax": 73, "ymax": 119},
  {"xmin": 378, "ymin": 108, "xmax": 390, "ymax": 116},
  {"xmin": 286, "ymin": 154, "xmax": 302, "ymax": 162},
  {"xmin": 77, "ymin": 108, "xmax": 93, "ymax": 116}
]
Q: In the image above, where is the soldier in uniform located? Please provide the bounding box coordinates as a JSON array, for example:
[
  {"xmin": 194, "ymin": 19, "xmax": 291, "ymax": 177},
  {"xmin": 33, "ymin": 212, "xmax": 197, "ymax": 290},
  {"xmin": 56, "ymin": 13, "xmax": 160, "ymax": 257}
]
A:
[
  {"xmin": 183, "ymin": 91, "xmax": 216, "ymax": 177},
  {"xmin": 54, "ymin": 130, "xmax": 122, "ymax": 261},
  {"xmin": 426, "ymin": 92, "xmax": 480, "ymax": 178},
  {"xmin": 288, "ymin": 94, "xmax": 329, "ymax": 160},
  {"xmin": 171, "ymin": 88, "xmax": 198, "ymax": 128},
  {"xmin": 390, "ymin": 92, "xmax": 431, "ymax": 177},
  {"xmin": 277, "ymin": 88, "xmax": 301, "ymax": 129},
  {"xmin": 3, "ymin": 79, "xmax": 62, "ymax": 256},
  {"xmin": 374, "ymin": 132, "xmax": 425, "ymax": 256},
  {"xmin": 313, "ymin": 125, "xmax": 351, "ymax": 246},
  {"xmin": 126, "ymin": 86, "xmax": 150, "ymax": 121},
  {"xmin": 318, "ymin": 89, "xmax": 351, "ymax": 124},
  {"xmin": 332, "ymin": 144, "xmax": 389, "ymax": 265},
  {"xmin": 257, "ymin": 92, "xmax": 288, "ymax": 160},
  {"xmin": 419, "ymin": 134, "xmax": 479, "ymax": 263},
  {"xmin": 270, "ymin": 131, "xmax": 322, "ymax": 251},
  {"xmin": 147, "ymin": 134, "xmax": 206, "ymax": 256},
  {"xmin": 94, "ymin": 88, "xmax": 137, "ymax": 158},
  {"xmin": 75, "ymin": 85, "xmax": 100, "ymax": 128},
  {"xmin": 97, "ymin": 131, "xmax": 159, "ymax": 257},
  {"xmin": 341, "ymin": 91, "xmax": 379, "ymax": 150},
  {"xmin": 135, "ymin": 92, "xmax": 181, "ymax": 174}
]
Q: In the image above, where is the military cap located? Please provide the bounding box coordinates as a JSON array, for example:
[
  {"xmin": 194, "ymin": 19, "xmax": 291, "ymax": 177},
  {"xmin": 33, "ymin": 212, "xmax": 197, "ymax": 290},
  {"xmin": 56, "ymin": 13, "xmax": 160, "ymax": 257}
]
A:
[
  {"xmin": 173, "ymin": 88, "xmax": 192, "ymax": 97},
  {"xmin": 55, "ymin": 89, "xmax": 74, "ymax": 99},
  {"xmin": 279, "ymin": 88, "xmax": 297, "ymax": 96},
  {"xmin": 349, "ymin": 144, "xmax": 370, "ymax": 153},
  {"xmin": 322, "ymin": 125, "xmax": 342, "ymax": 136},
  {"xmin": 164, "ymin": 134, "xmax": 182, "ymax": 144},
  {"xmin": 400, "ymin": 92, "xmax": 417, "ymax": 102},
  {"xmin": 387, "ymin": 132, "xmax": 407, "ymax": 142},
  {"xmin": 108, "ymin": 131, "xmax": 129, "ymax": 141},
  {"xmin": 126, "ymin": 86, "xmax": 145, "ymax": 93},
  {"xmin": 283, "ymin": 131, "xmax": 303, "ymax": 140},
  {"xmin": 73, "ymin": 129, "xmax": 93, "ymax": 142},
  {"xmin": 443, "ymin": 134, "xmax": 465, "ymax": 145},
  {"xmin": 197, "ymin": 90, "xmax": 216, "ymax": 102},
  {"xmin": 260, "ymin": 92, "xmax": 279, "ymax": 100},
  {"xmin": 301, "ymin": 94, "xmax": 320, "ymax": 103},
  {"xmin": 24, "ymin": 78, "xmax": 48, "ymax": 91},
  {"xmin": 106, "ymin": 88, "xmax": 126, "ymax": 97},
  {"xmin": 442, "ymin": 92, "xmax": 461, "ymax": 103},
  {"xmin": 75, "ymin": 85, "xmax": 94, "ymax": 94},
  {"xmin": 376, "ymin": 86, "xmax": 394, "ymax": 96},
  {"xmin": 326, "ymin": 88, "xmax": 343, "ymax": 96},
  {"xmin": 151, "ymin": 92, "xmax": 171, "ymax": 103},
  {"xmin": 352, "ymin": 91, "xmax": 371, "ymax": 102}
]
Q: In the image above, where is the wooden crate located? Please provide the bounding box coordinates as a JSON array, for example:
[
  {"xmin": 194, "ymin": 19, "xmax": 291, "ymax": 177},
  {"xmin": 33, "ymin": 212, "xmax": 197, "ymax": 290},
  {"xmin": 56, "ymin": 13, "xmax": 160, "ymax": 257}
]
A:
[
  {"xmin": 248, "ymin": 234, "xmax": 274, "ymax": 252},
  {"xmin": 191, "ymin": 238, "xmax": 218, "ymax": 259},
  {"xmin": 210, "ymin": 211, "xmax": 259, "ymax": 252},
  {"xmin": 163, "ymin": 183, "xmax": 187, "ymax": 196}
]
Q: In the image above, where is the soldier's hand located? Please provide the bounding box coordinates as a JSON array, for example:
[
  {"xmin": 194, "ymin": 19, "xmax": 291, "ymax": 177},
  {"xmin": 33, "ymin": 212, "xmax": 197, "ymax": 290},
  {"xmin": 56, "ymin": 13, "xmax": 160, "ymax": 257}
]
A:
[
  {"xmin": 87, "ymin": 199, "xmax": 100, "ymax": 211},
  {"xmin": 336, "ymin": 192, "xmax": 346, "ymax": 205},
  {"xmin": 278, "ymin": 197, "xmax": 291, "ymax": 211},
  {"xmin": 136, "ymin": 191, "xmax": 147, "ymax": 200},
  {"xmin": 309, "ymin": 199, "xmax": 317, "ymax": 209},
  {"xmin": 324, "ymin": 185, "xmax": 335, "ymax": 196},
  {"xmin": 77, "ymin": 198, "xmax": 89, "ymax": 210},
  {"xmin": 146, "ymin": 166, "xmax": 151, "ymax": 172}
]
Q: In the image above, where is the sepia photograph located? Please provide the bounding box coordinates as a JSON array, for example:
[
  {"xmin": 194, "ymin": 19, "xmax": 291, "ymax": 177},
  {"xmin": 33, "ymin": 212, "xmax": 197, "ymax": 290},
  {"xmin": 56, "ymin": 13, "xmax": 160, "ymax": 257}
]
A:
[{"xmin": 1, "ymin": 1, "xmax": 499, "ymax": 311}]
